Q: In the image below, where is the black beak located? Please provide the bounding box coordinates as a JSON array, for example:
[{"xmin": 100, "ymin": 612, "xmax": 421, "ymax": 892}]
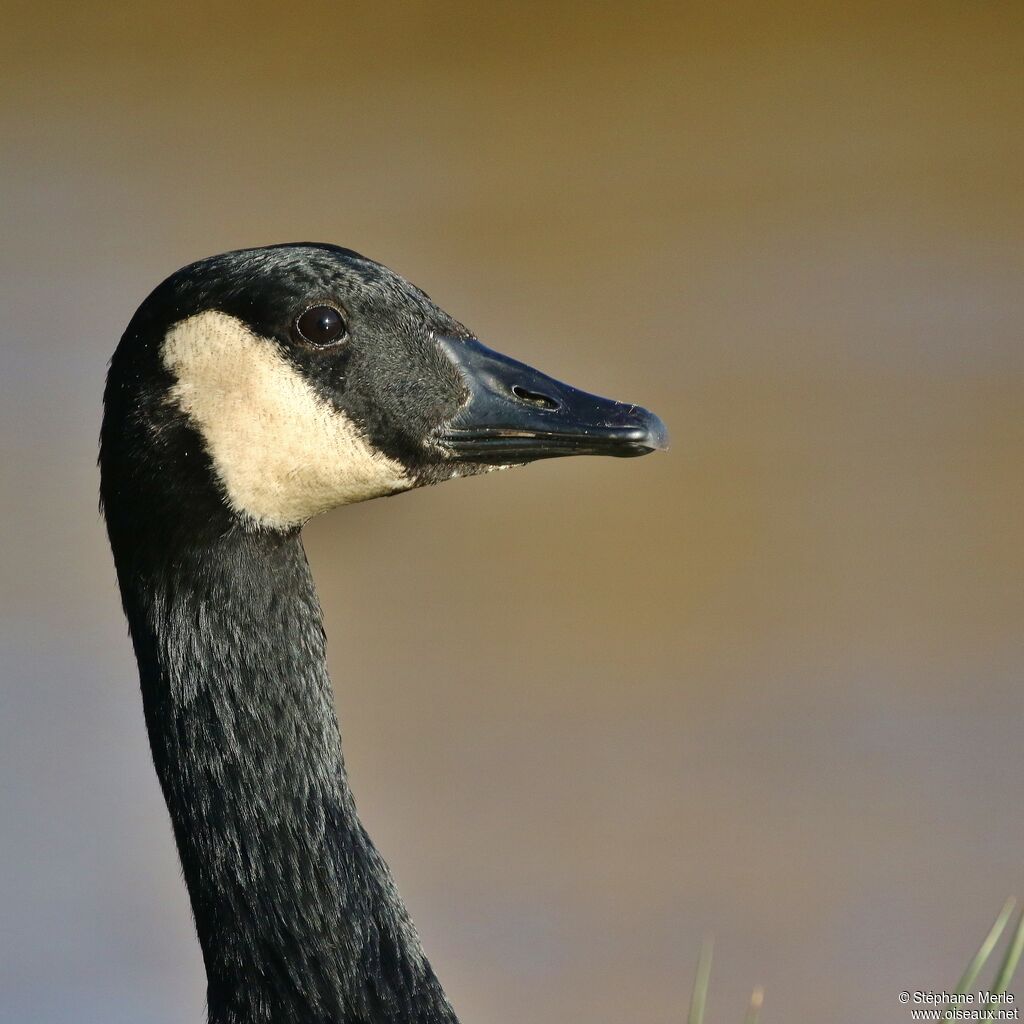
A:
[{"xmin": 435, "ymin": 336, "xmax": 668, "ymax": 463}]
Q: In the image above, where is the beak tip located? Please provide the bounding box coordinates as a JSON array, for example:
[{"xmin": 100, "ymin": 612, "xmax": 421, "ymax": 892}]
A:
[{"xmin": 632, "ymin": 407, "xmax": 670, "ymax": 454}]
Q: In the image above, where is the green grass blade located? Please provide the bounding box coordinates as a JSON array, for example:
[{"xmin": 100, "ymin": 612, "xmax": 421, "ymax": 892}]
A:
[
  {"xmin": 979, "ymin": 907, "xmax": 1024, "ymax": 1019},
  {"xmin": 688, "ymin": 937, "xmax": 714, "ymax": 1024},
  {"xmin": 943, "ymin": 898, "xmax": 1016, "ymax": 1023},
  {"xmin": 989, "ymin": 906, "xmax": 1024, "ymax": 994},
  {"xmin": 743, "ymin": 985, "xmax": 764, "ymax": 1024}
]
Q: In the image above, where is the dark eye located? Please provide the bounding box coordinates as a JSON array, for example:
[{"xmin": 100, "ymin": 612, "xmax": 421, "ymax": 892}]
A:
[{"xmin": 295, "ymin": 305, "xmax": 347, "ymax": 346}]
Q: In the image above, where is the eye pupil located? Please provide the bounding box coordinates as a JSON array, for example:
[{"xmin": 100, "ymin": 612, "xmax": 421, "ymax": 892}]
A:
[{"xmin": 296, "ymin": 305, "xmax": 346, "ymax": 345}]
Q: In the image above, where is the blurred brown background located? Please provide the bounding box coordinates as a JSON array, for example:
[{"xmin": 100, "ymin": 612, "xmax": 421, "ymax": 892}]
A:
[{"xmin": 1, "ymin": 2, "xmax": 1022, "ymax": 1021}]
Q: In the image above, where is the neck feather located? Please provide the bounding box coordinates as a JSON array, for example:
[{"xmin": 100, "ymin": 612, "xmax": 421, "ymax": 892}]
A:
[{"xmin": 110, "ymin": 523, "xmax": 458, "ymax": 1024}]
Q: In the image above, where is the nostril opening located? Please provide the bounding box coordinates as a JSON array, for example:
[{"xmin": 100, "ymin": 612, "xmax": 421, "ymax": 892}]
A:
[{"xmin": 511, "ymin": 385, "xmax": 560, "ymax": 411}]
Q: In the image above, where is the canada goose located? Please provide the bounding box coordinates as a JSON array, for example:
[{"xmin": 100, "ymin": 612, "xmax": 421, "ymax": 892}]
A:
[{"xmin": 99, "ymin": 243, "xmax": 667, "ymax": 1024}]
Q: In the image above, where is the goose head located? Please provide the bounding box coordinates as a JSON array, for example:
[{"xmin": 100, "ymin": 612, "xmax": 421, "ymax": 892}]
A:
[{"xmin": 102, "ymin": 242, "xmax": 667, "ymax": 534}]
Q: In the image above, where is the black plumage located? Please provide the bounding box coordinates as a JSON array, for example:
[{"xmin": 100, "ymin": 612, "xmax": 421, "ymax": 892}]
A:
[{"xmin": 100, "ymin": 244, "xmax": 665, "ymax": 1024}]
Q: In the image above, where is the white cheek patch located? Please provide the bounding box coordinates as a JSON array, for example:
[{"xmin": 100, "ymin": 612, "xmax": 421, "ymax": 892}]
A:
[{"xmin": 161, "ymin": 310, "xmax": 412, "ymax": 529}]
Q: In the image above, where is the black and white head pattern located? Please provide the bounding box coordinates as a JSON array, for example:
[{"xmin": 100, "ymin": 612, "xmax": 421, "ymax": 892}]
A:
[{"xmin": 105, "ymin": 244, "xmax": 480, "ymax": 532}]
